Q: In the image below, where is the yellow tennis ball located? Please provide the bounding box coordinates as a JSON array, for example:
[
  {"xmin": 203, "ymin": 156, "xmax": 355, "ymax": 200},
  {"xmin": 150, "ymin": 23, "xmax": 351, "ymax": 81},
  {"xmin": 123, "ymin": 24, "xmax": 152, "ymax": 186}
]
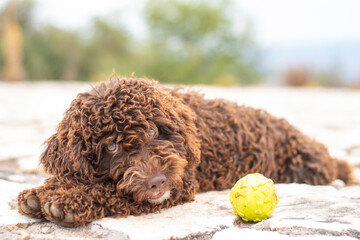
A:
[{"xmin": 230, "ymin": 173, "xmax": 279, "ymax": 222}]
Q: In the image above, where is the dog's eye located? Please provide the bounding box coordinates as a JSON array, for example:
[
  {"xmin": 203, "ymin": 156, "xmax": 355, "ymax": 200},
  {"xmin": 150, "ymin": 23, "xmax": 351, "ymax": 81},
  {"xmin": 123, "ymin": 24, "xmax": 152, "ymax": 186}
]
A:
[
  {"xmin": 106, "ymin": 143, "xmax": 118, "ymax": 152},
  {"xmin": 148, "ymin": 129, "xmax": 156, "ymax": 138}
]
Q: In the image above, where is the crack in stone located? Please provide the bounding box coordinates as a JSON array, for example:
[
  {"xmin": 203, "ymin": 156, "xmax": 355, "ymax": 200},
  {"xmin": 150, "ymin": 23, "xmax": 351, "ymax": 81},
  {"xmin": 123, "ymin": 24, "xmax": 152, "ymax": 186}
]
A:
[
  {"xmin": 171, "ymin": 225, "xmax": 229, "ymax": 240},
  {"xmin": 0, "ymin": 169, "xmax": 47, "ymax": 184},
  {"xmin": 0, "ymin": 222, "xmax": 130, "ymax": 240},
  {"xmin": 267, "ymin": 226, "xmax": 360, "ymax": 239},
  {"xmin": 345, "ymin": 145, "xmax": 360, "ymax": 155}
]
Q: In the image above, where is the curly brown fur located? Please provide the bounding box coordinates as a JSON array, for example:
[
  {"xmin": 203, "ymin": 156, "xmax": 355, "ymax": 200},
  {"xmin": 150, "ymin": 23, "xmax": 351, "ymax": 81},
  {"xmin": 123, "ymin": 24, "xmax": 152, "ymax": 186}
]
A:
[{"xmin": 17, "ymin": 77, "xmax": 353, "ymax": 226}]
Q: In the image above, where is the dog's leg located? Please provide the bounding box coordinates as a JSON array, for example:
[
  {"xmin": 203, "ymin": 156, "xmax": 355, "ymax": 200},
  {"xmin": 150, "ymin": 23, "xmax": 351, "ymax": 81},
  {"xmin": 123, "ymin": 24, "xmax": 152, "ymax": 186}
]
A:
[
  {"xmin": 39, "ymin": 184, "xmax": 107, "ymax": 227},
  {"xmin": 18, "ymin": 187, "xmax": 43, "ymax": 219},
  {"xmin": 278, "ymin": 141, "xmax": 341, "ymax": 185},
  {"xmin": 18, "ymin": 176, "xmax": 198, "ymax": 226},
  {"xmin": 17, "ymin": 178, "xmax": 107, "ymax": 226}
]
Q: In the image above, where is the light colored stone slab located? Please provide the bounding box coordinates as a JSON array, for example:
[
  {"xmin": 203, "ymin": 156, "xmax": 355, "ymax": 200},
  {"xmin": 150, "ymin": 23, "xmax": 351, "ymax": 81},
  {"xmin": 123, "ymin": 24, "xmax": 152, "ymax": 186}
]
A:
[
  {"xmin": 212, "ymin": 228, "xmax": 356, "ymax": 240},
  {"xmin": 1, "ymin": 178, "xmax": 360, "ymax": 239}
]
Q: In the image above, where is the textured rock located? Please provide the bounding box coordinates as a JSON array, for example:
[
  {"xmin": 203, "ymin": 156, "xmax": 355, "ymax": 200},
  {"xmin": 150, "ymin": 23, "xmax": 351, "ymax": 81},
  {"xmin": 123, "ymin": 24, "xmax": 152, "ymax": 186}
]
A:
[
  {"xmin": 1, "ymin": 178, "xmax": 360, "ymax": 239},
  {"xmin": 0, "ymin": 82, "xmax": 360, "ymax": 239},
  {"xmin": 212, "ymin": 228, "xmax": 356, "ymax": 240}
]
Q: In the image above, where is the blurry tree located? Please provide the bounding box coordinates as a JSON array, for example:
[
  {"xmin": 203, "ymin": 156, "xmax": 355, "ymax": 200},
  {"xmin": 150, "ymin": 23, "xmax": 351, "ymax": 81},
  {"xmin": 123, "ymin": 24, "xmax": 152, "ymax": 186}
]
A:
[
  {"xmin": 24, "ymin": 26, "xmax": 81, "ymax": 80},
  {"xmin": 14, "ymin": 0, "xmax": 34, "ymax": 32},
  {"xmin": 314, "ymin": 62, "xmax": 343, "ymax": 87},
  {"xmin": 1, "ymin": 0, "xmax": 82, "ymax": 80},
  {"xmin": 1, "ymin": 1, "xmax": 25, "ymax": 81},
  {"xmin": 354, "ymin": 78, "xmax": 360, "ymax": 89},
  {"xmin": 315, "ymin": 71, "xmax": 342, "ymax": 87},
  {"xmin": 283, "ymin": 67, "xmax": 312, "ymax": 87},
  {"xmin": 142, "ymin": 0, "xmax": 261, "ymax": 85},
  {"xmin": 0, "ymin": 0, "xmax": 261, "ymax": 84},
  {"xmin": 78, "ymin": 18, "xmax": 132, "ymax": 81},
  {"xmin": 283, "ymin": 65, "xmax": 345, "ymax": 87}
]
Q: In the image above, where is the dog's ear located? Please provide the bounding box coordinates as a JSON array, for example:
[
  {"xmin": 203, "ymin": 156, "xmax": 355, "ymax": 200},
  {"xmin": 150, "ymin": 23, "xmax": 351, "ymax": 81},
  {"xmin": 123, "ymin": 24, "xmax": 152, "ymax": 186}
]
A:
[
  {"xmin": 40, "ymin": 99, "xmax": 97, "ymax": 183},
  {"xmin": 178, "ymin": 112, "xmax": 201, "ymax": 170},
  {"xmin": 40, "ymin": 128, "xmax": 97, "ymax": 183},
  {"xmin": 166, "ymin": 98, "xmax": 201, "ymax": 170},
  {"xmin": 40, "ymin": 134, "xmax": 64, "ymax": 176},
  {"xmin": 183, "ymin": 129, "xmax": 201, "ymax": 169}
]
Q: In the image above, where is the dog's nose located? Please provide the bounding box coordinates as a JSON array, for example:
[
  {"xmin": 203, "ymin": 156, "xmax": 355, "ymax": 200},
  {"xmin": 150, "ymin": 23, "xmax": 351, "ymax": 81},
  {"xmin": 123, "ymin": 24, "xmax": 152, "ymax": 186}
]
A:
[{"xmin": 146, "ymin": 174, "xmax": 166, "ymax": 190}]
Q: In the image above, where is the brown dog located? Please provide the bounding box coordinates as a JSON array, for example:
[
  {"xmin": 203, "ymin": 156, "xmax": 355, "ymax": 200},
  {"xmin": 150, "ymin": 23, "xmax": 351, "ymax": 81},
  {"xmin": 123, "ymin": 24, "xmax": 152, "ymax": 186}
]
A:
[{"xmin": 18, "ymin": 77, "xmax": 352, "ymax": 226}]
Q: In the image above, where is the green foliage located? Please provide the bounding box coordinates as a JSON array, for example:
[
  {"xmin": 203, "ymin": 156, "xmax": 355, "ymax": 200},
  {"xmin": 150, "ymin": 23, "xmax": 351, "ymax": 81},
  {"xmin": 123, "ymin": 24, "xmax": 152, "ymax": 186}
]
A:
[
  {"xmin": 78, "ymin": 18, "xmax": 132, "ymax": 81},
  {"xmin": 143, "ymin": 0, "xmax": 261, "ymax": 84},
  {"xmin": 0, "ymin": 31, "xmax": 3, "ymax": 69},
  {"xmin": 0, "ymin": 0, "xmax": 262, "ymax": 85},
  {"xmin": 14, "ymin": 0, "xmax": 34, "ymax": 32},
  {"xmin": 146, "ymin": 0, "xmax": 227, "ymax": 44},
  {"xmin": 314, "ymin": 71, "xmax": 342, "ymax": 87},
  {"xmin": 23, "ymin": 26, "xmax": 81, "ymax": 80}
]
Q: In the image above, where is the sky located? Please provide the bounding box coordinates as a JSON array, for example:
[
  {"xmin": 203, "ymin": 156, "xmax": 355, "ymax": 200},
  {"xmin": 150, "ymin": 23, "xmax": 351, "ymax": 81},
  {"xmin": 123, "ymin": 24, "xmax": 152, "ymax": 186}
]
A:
[
  {"xmin": 236, "ymin": 0, "xmax": 360, "ymax": 47},
  {"xmin": 1, "ymin": 0, "xmax": 360, "ymax": 47}
]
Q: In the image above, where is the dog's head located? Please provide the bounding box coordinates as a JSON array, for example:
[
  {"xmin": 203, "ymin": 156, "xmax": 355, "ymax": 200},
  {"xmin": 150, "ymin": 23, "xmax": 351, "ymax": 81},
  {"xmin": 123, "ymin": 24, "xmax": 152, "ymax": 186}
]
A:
[{"xmin": 41, "ymin": 78, "xmax": 200, "ymax": 204}]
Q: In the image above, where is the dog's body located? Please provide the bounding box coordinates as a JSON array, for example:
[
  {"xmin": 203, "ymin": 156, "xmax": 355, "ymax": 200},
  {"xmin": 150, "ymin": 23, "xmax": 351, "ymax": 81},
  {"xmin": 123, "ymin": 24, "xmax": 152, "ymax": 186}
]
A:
[{"xmin": 18, "ymin": 78, "xmax": 352, "ymax": 226}]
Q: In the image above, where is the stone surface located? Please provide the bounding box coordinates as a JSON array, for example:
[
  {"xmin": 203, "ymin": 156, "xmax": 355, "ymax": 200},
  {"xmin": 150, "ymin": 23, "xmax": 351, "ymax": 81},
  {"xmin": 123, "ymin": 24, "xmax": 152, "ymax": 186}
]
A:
[
  {"xmin": 0, "ymin": 82, "xmax": 359, "ymax": 239},
  {"xmin": 1, "ymin": 179, "xmax": 360, "ymax": 239}
]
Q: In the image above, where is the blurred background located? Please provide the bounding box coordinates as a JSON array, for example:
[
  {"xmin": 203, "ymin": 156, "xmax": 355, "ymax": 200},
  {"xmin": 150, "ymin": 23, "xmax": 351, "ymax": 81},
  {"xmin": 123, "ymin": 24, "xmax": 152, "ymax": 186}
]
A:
[{"xmin": 1, "ymin": 0, "xmax": 360, "ymax": 87}]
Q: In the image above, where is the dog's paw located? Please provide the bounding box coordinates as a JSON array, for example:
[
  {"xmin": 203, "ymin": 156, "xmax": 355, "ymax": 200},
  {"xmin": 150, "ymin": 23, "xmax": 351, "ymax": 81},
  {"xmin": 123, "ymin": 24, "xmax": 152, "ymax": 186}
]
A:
[
  {"xmin": 43, "ymin": 201, "xmax": 75, "ymax": 226},
  {"xmin": 17, "ymin": 190, "xmax": 43, "ymax": 218}
]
